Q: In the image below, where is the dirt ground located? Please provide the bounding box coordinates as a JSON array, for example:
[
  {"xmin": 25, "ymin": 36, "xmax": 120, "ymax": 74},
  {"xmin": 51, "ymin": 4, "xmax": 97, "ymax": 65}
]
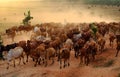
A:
[{"xmin": 0, "ymin": 32, "xmax": 120, "ymax": 77}]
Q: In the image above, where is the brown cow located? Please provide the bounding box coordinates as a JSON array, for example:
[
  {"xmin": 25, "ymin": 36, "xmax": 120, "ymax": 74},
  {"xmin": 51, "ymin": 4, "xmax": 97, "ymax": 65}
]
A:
[
  {"xmin": 45, "ymin": 47, "xmax": 56, "ymax": 66},
  {"xmin": 6, "ymin": 29, "xmax": 16, "ymax": 42},
  {"xmin": 73, "ymin": 38, "xmax": 85, "ymax": 58},
  {"xmin": 79, "ymin": 42, "xmax": 90, "ymax": 66},
  {"xmin": 115, "ymin": 42, "xmax": 120, "ymax": 57},
  {"xmin": 30, "ymin": 43, "xmax": 46, "ymax": 67},
  {"xmin": 26, "ymin": 40, "xmax": 40, "ymax": 62},
  {"xmin": 59, "ymin": 48, "xmax": 70, "ymax": 69},
  {"xmin": 97, "ymin": 37, "xmax": 106, "ymax": 53},
  {"xmin": 109, "ymin": 33, "xmax": 116, "ymax": 47}
]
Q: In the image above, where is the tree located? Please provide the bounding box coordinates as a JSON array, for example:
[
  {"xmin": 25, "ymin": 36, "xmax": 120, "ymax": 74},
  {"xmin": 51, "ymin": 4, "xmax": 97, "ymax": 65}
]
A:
[
  {"xmin": 22, "ymin": 10, "xmax": 33, "ymax": 25},
  {"xmin": 89, "ymin": 23, "xmax": 98, "ymax": 41}
]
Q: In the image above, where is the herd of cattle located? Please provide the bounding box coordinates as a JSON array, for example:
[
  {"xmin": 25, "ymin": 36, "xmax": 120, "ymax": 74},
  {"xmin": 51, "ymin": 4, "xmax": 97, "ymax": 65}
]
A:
[{"xmin": 0, "ymin": 22, "xmax": 120, "ymax": 69}]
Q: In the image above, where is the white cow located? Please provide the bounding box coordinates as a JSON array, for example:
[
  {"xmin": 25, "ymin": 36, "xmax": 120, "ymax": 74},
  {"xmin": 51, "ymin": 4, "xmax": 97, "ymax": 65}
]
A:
[{"xmin": 2, "ymin": 47, "xmax": 25, "ymax": 69}]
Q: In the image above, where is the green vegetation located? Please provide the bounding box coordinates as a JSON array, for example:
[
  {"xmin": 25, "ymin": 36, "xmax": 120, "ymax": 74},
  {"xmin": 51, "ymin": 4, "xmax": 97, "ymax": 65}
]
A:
[
  {"xmin": 103, "ymin": 59, "xmax": 114, "ymax": 67},
  {"xmin": 22, "ymin": 10, "xmax": 33, "ymax": 25}
]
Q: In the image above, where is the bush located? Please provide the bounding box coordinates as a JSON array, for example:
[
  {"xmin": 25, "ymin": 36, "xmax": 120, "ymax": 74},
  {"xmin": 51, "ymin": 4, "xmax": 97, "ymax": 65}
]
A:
[{"xmin": 103, "ymin": 60, "xmax": 114, "ymax": 67}]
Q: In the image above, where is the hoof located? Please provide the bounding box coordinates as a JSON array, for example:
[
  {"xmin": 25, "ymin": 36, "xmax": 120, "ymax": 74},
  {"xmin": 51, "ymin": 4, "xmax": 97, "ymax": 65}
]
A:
[
  {"xmin": 34, "ymin": 64, "xmax": 37, "ymax": 67},
  {"xmin": 63, "ymin": 65, "xmax": 66, "ymax": 68},
  {"xmin": 68, "ymin": 63, "xmax": 70, "ymax": 66},
  {"xmin": 38, "ymin": 62, "xmax": 41, "ymax": 65},
  {"xmin": 26, "ymin": 60, "xmax": 28, "ymax": 62},
  {"xmin": 60, "ymin": 66, "xmax": 62, "ymax": 69},
  {"xmin": 6, "ymin": 67, "xmax": 9, "ymax": 69},
  {"xmin": 23, "ymin": 62, "xmax": 26, "ymax": 65}
]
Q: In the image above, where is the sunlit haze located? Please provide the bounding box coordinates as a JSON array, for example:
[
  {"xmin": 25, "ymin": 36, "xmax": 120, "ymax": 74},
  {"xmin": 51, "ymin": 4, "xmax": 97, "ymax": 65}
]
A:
[{"xmin": 0, "ymin": 0, "xmax": 119, "ymax": 24}]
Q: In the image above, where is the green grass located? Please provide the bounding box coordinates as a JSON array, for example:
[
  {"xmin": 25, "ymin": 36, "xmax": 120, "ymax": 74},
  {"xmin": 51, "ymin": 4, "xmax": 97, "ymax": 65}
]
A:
[{"xmin": 103, "ymin": 59, "xmax": 114, "ymax": 67}]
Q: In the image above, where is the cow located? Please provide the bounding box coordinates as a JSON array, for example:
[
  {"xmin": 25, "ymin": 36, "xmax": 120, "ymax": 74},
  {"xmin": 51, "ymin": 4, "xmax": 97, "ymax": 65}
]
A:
[
  {"xmin": 59, "ymin": 48, "xmax": 70, "ymax": 69},
  {"xmin": 97, "ymin": 37, "xmax": 106, "ymax": 53},
  {"xmin": 45, "ymin": 47, "xmax": 56, "ymax": 66},
  {"xmin": 115, "ymin": 42, "xmax": 120, "ymax": 57},
  {"xmin": 79, "ymin": 42, "xmax": 90, "ymax": 66},
  {"xmin": 2, "ymin": 47, "xmax": 25, "ymax": 69},
  {"xmin": 109, "ymin": 33, "xmax": 116, "ymax": 47},
  {"xmin": 30, "ymin": 43, "xmax": 46, "ymax": 67},
  {"xmin": 73, "ymin": 38, "xmax": 85, "ymax": 58}
]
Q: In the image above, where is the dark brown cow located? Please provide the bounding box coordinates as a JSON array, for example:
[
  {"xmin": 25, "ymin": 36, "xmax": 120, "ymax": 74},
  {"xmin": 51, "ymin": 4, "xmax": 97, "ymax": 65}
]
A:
[
  {"xmin": 59, "ymin": 48, "xmax": 70, "ymax": 69},
  {"xmin": 73, "ymin": 38, "xmax": 85, "ymax": 58},
  {"xmin": 26, "ymin": 40, "xmax": 40, "ymax": 62},
  {"xmin": 115, "ymin": 42, "xmax": 120, "ymax": 57},
  {"xmin": 109, "ymin": 33, "xmax": 116, "ymax": 47}
]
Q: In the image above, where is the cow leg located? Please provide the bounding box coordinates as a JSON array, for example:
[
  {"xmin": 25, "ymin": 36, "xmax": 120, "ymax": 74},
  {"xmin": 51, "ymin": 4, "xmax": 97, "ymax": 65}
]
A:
[
  {"xmin": 34, "ymin": 59, "xmax": 38, "ymax": 67},
  {"xmin": 44, "ymin": 59, "xmax": 47, "ymax": 67},
  {"xmin": 115, "ymin": 50, "xmax": 119, "ymax": 57},
  {"xmin": 84, "ymin": 56, "xmax": 86, "ymax": 65},
  {"xmin": 57, "ymin": 50, "xmax": 60, "ymax": 61},
  {"xmin": 63, "ymin": 59, "xmax": 66, "ymax": 68},
  {"xmin": 75, "ymin": 50, "xmax": 79, "ymax": 58},
  {"xmin": 26, "ymin": 54, "xmax": 29, "ymax": 62},
  {"xmin": 68, "ymin": 59, "xmax": 70, "ymax": 66},
  {"xmin": 86, "ymin": 56, "xmax": 89, "ymax": 66},
  {"xmin": 80, "ymin": 55, "xmax": 83, "ymax": 65},
  {"xmin": 19, "ymin": 57, "xmax": 21, "ymax": 65},
  {"xmin": 51, "ymin": 57, "xmax": 54, "ymax": 64},
  {"xmin": 13, "ymin": 59, "xmax": 16, "ymax": 67},
  {"xmin": 100, "ymin": 46, "xmax": 102, "ymax": 53},
  {"xmin": 42, "ymin": 58, "xmax": 45, "ymax": 64},
  {"xmin": 38, "ymin": 58, "xmax": 41, "ymax": 65},
  {"xmin": 109, "ymin": 40, "xmax": 111, "ymax": 46},
  {"xmin": 92, "ymin": 52, "xmax": 95, "ymax": 61},
  {"xmin": 22, "ymin": 55, "xmax": 26, "ymax": 65},
  {"xmin": 111, "ymin": 42, "xmax": 113, "ymax": 48},
  {"xmin": 75, "ymin": 51, "xmax": 77, "ymax": 58},
  {"xmin": 7, "ymin": 61, "xmax": 10, "ymax": 69},
  {"xmin": 59, "ymin": 59, "xmax": 62, "ymax": 69}
]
